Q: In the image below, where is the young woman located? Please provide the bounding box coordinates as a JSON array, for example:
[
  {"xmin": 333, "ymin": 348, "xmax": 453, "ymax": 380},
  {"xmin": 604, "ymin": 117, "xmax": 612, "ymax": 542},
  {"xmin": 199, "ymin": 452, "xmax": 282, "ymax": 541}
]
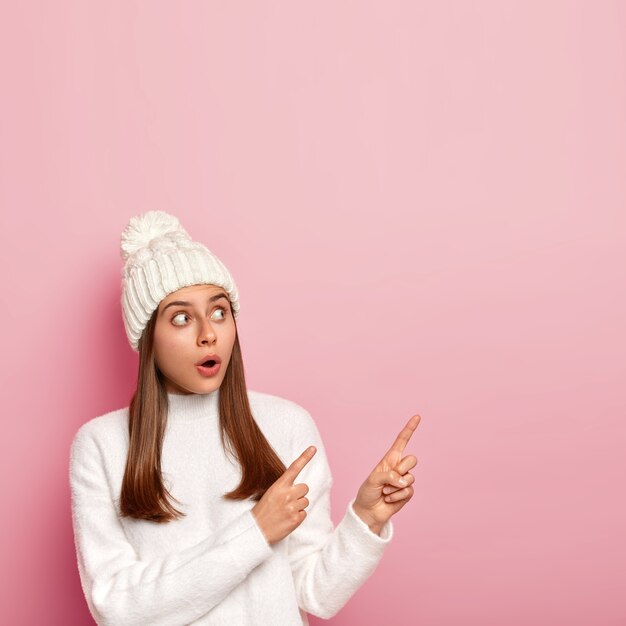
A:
[{"xmin": 69, "ymin": 210, "xmax": 420, "ymax": 625}]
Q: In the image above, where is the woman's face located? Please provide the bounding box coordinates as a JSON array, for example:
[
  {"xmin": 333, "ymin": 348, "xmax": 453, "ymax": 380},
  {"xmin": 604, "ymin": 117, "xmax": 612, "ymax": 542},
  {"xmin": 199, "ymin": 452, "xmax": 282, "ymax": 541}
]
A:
[{"xmin": 153, "ymin": 284, "xmax": 237, "ymax": 395}]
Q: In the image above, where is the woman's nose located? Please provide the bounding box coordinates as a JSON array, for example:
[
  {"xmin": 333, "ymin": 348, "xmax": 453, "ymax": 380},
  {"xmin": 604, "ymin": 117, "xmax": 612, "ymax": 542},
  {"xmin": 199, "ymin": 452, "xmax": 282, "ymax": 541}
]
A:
[{"xmin": 199, "ymin": 321, "xmax": 216, "ymax": 343}]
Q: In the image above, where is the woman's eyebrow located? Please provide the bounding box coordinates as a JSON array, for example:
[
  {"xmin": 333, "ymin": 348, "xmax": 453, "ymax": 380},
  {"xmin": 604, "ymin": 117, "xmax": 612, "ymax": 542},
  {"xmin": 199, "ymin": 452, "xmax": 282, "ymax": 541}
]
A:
[{"xmin": 160, "ymin": 294, "xmax": 229, "ymax": 316}]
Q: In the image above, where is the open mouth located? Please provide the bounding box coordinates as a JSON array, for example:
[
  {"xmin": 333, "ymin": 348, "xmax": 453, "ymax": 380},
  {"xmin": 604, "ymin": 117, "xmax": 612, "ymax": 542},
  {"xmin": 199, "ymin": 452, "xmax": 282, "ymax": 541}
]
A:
[
  {"xmin": 196, "ymin": 359, "xmax": 222, "ymax": 376},
  {"xmin": 196, "ymin": 356, "xmax": 221, "ymax": 376}
]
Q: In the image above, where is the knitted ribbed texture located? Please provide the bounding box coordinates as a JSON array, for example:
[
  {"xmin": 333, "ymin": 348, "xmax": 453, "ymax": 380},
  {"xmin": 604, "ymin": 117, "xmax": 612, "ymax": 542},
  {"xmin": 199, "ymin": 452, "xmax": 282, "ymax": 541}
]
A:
[{"xmin": 119, "ymin": 211, "xmax": 240, "ymax": 352}]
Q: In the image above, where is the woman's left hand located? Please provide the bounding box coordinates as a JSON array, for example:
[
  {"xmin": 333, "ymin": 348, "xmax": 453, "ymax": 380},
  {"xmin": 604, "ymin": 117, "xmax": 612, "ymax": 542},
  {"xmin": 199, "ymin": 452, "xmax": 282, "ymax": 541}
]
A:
[{"xmin": 352, "ymin": 414, "xmax": 421, "ymax": 532}]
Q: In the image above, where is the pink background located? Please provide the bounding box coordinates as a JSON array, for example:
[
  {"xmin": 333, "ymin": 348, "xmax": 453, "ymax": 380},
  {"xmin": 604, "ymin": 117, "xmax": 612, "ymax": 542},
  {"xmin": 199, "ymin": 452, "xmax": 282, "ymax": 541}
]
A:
[{"xmin": 1, "ymin": 2, "xmax": 625, "ymax": 624}]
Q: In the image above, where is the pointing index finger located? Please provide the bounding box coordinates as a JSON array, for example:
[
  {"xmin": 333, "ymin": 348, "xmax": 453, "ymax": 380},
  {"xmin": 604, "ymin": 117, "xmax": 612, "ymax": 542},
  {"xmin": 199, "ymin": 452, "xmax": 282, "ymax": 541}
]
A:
[
  {"xmin": 282, "ymin": 445, "xmax": 317, "ymax": 485},
  {"xmin": 386, "ymin": 414, "xmax": 421, "ymax": 456}
]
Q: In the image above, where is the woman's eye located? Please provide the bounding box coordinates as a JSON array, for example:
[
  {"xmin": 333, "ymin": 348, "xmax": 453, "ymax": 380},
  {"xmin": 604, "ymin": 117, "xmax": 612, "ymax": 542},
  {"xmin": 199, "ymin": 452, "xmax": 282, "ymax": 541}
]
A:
[
  {"xmin": 212, "ymin": 307, "xmax": 228, "ymax": 320},
  {"xmin": 172, "ymin": 313, "xmax": 189, "ymax": 326}
]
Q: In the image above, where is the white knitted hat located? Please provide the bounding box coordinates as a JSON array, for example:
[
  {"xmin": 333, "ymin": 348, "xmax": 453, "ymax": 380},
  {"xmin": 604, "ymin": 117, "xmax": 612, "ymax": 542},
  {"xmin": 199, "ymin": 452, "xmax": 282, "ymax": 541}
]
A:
[{"xmin": 120, "ymin": 210, "xmax": 240, "ymax": 352}]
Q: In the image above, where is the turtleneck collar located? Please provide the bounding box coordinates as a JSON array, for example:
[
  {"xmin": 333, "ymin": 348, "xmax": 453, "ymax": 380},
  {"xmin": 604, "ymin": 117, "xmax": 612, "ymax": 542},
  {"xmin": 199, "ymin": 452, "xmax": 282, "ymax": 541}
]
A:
[{"xmin": 166, "ymin": 387, "xmax": 220, "ymax": 422}]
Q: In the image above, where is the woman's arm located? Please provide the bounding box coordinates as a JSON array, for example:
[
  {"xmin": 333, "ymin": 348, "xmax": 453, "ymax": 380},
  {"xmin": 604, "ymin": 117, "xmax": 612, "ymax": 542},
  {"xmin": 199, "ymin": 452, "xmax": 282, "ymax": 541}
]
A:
[
  {"xmin": 287, "ymin": 409, "xmax": 393, "ymax": 620},
  {"xmin": 69, "ymin": 427, "xmax": 273, "ymax": 626}
]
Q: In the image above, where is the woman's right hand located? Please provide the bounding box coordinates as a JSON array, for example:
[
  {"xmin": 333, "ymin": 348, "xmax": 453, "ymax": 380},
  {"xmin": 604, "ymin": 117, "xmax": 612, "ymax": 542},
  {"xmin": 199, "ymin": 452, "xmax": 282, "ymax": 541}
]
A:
[{"xmin": 251, "ymin": 445, "xmax": 317, "ymax": 545}]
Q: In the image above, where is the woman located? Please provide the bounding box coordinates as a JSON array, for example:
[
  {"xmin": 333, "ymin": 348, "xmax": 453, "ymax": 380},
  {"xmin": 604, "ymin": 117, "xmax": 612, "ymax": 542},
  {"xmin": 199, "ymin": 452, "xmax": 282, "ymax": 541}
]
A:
[{"xmin": 69, "ymin": 210, "xmax": 420, "ymax": 625}]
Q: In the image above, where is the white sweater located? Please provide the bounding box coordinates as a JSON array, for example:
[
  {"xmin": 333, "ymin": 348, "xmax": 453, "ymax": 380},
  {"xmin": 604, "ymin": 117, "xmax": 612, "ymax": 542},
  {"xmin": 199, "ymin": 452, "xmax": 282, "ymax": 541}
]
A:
[{"xmin": 69, "ymin": 388, "xmax": 393, "ymax": 625}]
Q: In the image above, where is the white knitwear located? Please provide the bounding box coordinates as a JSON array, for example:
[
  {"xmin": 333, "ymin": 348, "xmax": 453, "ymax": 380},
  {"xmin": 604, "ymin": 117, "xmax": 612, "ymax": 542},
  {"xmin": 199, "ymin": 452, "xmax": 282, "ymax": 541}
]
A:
[
  {"xmin": 120, "ymin": 211, "xmax": 241, "ymax": 352},
  {"xmin": 69, "ymin": 389, "xmax": 393, "ymax": 625}
]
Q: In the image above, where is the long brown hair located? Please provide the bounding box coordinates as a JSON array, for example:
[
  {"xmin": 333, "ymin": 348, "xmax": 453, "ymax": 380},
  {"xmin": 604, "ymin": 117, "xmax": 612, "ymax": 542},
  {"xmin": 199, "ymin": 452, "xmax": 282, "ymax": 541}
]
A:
[{"xmin": 118, "ymin": 306, "xmax": 287, "ymax": 523}]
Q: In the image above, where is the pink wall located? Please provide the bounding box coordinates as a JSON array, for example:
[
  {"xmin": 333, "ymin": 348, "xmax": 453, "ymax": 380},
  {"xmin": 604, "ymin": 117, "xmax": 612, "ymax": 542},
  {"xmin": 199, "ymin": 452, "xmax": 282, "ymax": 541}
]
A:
[{"xmin": 1, "ymin": 2, "xmax": 624, "ymax": 624}]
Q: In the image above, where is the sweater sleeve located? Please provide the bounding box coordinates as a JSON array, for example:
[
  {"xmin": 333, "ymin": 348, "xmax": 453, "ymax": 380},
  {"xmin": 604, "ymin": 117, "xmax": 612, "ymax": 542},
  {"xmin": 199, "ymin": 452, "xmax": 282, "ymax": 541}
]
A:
[
  {"xmin": 69, "ymin": 426, "xmax": 273, "ymax": 626},
  {"xmin": 287, "ymin": 409, "xmax": 393, "ymax": 620}
]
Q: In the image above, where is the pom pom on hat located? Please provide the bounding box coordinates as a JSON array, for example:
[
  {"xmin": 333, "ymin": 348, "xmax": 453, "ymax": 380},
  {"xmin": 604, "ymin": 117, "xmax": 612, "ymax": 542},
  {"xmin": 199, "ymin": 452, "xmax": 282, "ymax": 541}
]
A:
[{"xmin": 120, "ymin": 210, "xmax": 191, "ymax": 261}]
